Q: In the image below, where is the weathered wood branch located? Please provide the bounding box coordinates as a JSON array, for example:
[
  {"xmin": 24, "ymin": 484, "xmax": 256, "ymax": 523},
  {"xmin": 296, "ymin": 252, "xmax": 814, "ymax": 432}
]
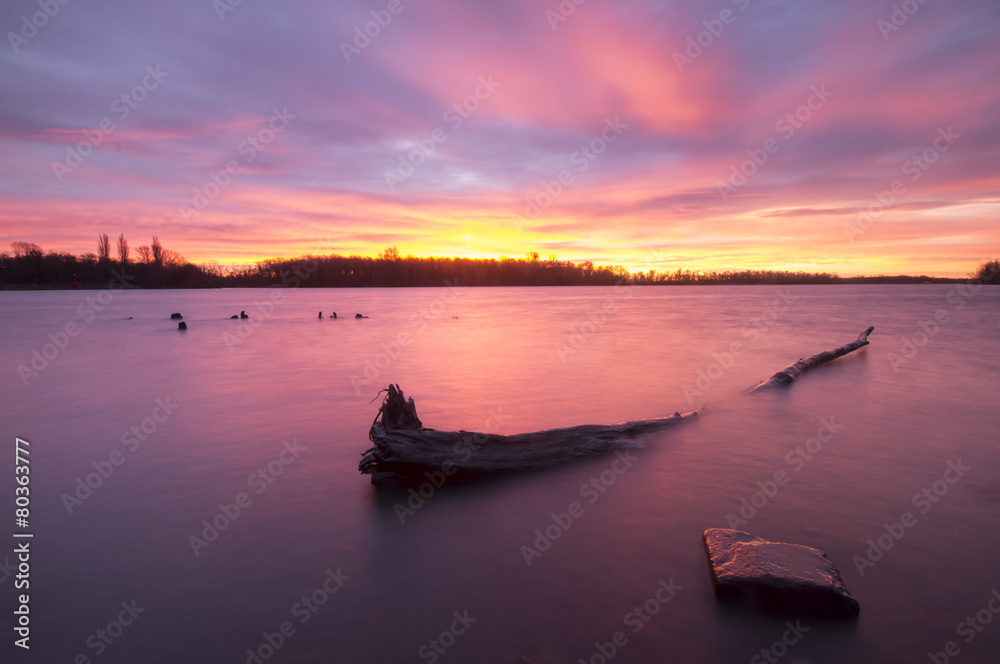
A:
[
  {"xmin": 359, "ymin": 327, "xmax": 875, "ymax": 487},
  {"xmin": 359, "ymin": 385, "xmax": 698, "ymax": 486},
  {"xmin": 748, "ymin": 326, "xmax": 874, "ymax": 392}
]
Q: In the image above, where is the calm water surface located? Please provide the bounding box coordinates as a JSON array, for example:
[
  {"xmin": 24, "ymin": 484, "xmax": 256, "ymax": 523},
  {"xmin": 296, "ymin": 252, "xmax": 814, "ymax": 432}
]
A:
[{"xmin": 1, "ymin": 285, "xmax": 998, "ymax": 663}]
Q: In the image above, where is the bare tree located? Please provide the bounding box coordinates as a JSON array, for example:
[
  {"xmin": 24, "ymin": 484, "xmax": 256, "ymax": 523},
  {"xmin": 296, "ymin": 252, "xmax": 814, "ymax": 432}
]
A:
[
  {"xmin": 150, "ymin": 236, "xmax": 163, "ymax": 266},
  {"xmin": 379, "ymin": 245, "xmax": 400, "ymax": 261},
  {"xmin": 116, "ymin": 234, "xmax": 129, "ymax": 267},
  {"xmin": 97, "ymin": 233, "xmax": 111, "ymax": 263},
  {"xmin": 11, "ymin": 241, "xmax": 42, "ymax": 257},
  {"xmin": 136, "ymin": 245, "xmax": 152, "ymax": 263},
  {"xmin": 201, "ymin": 261, "xmax": 223, "ymax": 277},
  {"xmin": 161, "ymin": 249, "xmax": 186, "ymax": 267}
]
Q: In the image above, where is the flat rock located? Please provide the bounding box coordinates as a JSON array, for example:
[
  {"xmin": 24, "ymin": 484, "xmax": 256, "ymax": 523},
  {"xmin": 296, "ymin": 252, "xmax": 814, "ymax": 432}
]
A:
[{"xmin": 703, "ymin": 528, "xmax": 859, "ymax": 618}]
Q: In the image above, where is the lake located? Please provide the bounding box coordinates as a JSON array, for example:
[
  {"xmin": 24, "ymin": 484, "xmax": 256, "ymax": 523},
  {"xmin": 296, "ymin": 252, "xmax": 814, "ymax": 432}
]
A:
[{"xmin": 1, "ymin": 284, "xmax": 998, "ymax": 663}]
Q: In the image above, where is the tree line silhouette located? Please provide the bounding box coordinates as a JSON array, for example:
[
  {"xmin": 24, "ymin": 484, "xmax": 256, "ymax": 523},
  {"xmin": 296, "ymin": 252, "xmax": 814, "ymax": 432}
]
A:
[
  {"xmin": 2, "ymin": 237, "xmax": 207, "ymax": 289},
  {"xmin": 1, "ymin": 239, "xmax": 995, "ymax": 289}
]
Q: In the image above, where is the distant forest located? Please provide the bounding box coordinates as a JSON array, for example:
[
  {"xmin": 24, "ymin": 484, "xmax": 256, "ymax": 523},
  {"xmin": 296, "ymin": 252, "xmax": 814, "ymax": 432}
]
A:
[{"xmin": 2, "ymin": 237, "xmax": 997, "ymax": 289}]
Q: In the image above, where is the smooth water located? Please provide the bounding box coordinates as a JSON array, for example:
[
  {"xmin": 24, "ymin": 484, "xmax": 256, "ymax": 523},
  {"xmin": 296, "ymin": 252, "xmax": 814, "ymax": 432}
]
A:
[{"xmin": 1, "ymin": 284, "xmax": 998, "ymax": 663}]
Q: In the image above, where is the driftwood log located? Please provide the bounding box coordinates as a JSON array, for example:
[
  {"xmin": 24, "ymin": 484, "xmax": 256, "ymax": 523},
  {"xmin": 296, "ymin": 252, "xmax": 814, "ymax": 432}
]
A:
[
  {"xmin": 359, "ymin": 327, "xmax": 875, "ymax": 487},
  {"xmin": 359, "ymin": 385, "xmax": 698, "ymax": 487},
  {"xmin": 749, "ymin": 326, "xmax": 874, "ymax": 392}
]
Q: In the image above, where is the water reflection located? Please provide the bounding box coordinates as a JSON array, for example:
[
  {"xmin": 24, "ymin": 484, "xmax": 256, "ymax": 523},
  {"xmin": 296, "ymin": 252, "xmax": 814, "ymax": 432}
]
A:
[{"xmin": 1, "ymin": 285, "xmax": 998, "ymax": 663}]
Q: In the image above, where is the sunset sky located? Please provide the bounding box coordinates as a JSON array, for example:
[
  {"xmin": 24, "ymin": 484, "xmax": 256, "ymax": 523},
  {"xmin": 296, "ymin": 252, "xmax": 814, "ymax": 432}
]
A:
[{"xmin": 1, "ymin": 0, "xmax": 998, "ymax": 276}]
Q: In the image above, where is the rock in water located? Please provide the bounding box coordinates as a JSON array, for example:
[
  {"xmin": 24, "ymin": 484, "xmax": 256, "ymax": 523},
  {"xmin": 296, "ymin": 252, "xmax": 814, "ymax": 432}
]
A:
[
  {"xmin": 170, "ymin": 313, "xmax": 183, "ymax": 319},
  {"xmin": 703, "ymin": 528, "xmax": 859, "ymax": 618}
]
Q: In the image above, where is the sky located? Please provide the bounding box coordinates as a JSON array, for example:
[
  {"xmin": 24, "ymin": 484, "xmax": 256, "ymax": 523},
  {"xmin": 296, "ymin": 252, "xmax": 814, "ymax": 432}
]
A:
[{"xmin": 0, "ymin": 0, "xmax": 998, "ymax": 277}]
